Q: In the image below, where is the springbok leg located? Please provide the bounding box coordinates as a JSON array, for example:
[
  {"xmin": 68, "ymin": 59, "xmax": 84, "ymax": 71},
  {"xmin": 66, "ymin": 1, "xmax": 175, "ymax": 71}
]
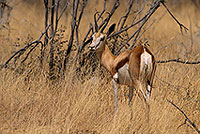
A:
[{"xmin": 112, "ymin": 79, "xmax": 118, "ymax": 114}]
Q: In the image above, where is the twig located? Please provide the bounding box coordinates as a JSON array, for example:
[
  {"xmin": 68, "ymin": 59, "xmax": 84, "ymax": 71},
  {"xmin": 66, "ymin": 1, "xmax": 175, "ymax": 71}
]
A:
[
  {"xmin": 43, "ymin": 0, "xmax": 49, "ymax": 46},
  {"xmin": 49, "ymin": 0, "xmax": 56, "ymax": 77},
  {"xmin": 0, "ymin": 1, "xmax": 12, "ymax": 9},
  {"xmin": 100, "ymin": 0, "xmax": 119, "ymax": 33},
  {"xmin": 76, "ymin": 0, "xmax": 88, "ymax": 45},
  {"xmin": 113, "ymin": 0, "xmax": 133, "ymax": 53},
  {"xmin": 167, "ymin": 99, "xmax": 200, "ymax": 133},
  {"xmin": 137, "ymin": 19, "xmax": 157, "ymax": 41},
  {"xmin": 78, "ymin": 0, "xmax": 106, "ymax": 52},
  {"xmin": 4, "ymin": 24, "xmax": 51, "ymax": 67},
  {"xmin": 79, "ymin": 0, "xmax": 119, "ymax": 52},
  {"xmin": 156, "ymin": 58, "xmax": 200, "ymax": 64},
  {"xmin": 131, "ymin": 6, "xmax": 145, "ymax": 24},
  {"xmin": 55, "ymin": 0, "xmax": 61, "ymax": 33},
  {"xmin": 41, "ymin": 0, "xmax": 49, "ymax": 65},
  {"xmin": 129, "ymin": 0, "xmax": 161, "ymax": 49},
  {"xmin": 109, "ymin": 14, "xmax": 145, "ymax": 38},
  {"xmin": 21, "ymin": 41, "xmax": 44, "ymax": 63},
  {"xmin": 115, "ymin": 0, "xmax": 160, "ymax": 52},
  {"xmin": 118, "ymin": 0, "xmax": 133, "ymax": 30},
  {"xmin": 67, "ymin": 0, "xmax": 79, "ymax": 55},
  {"xmin": 63, "ymin": 0, "xmax": 79, "ymax": 70},
  {"xmin": 113, "ymin": 0, "xmax": 188, "ymax": 51},
  {"xmin": 161, "ymin": 1, "xmax": 188, "ymax": 33},
  {"xmin": 57, "ymin": 0, "xmax": 68, "ymax": 21}
]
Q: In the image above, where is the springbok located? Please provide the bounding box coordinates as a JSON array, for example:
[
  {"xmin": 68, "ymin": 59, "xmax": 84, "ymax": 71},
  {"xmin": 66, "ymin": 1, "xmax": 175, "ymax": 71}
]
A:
[{"xmin": 88, "ymin": 23, "xmax": 156, "ymax": 113}]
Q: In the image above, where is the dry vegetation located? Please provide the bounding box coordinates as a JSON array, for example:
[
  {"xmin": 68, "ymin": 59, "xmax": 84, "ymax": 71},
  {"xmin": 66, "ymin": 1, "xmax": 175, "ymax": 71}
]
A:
[{"xmin": 0, "ymin": 0, "xmax": 200, "ymax": 134}]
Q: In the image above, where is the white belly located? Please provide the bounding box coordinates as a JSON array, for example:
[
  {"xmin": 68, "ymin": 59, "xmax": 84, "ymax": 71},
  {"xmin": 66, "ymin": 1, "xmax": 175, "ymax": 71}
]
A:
[{"xmin": 117, "ymin": 64, "xmax": 132, "ymax": 86}]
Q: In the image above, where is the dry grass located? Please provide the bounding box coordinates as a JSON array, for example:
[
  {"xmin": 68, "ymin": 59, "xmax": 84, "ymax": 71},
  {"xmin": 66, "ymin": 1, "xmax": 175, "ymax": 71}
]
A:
[{"xmin": 0, "ymin": 1, "xmax": 200, "ymax": 134}]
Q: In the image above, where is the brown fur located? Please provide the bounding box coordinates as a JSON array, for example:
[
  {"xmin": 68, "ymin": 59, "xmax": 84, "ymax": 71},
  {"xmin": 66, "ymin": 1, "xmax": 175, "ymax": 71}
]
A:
[
  {"xmin": 95, "ymin": 40, "xmax": 156, "ymax": 98},
  {"xmin": 91, "ymin": 27, "xmax": 156, "ymax": 104}
]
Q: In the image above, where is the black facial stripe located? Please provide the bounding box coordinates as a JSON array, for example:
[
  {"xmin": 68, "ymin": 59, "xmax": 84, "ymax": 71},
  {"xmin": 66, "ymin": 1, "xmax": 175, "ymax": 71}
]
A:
[
  {"xmin": 100, "ymin": 37, "xmax": 105, "ymax": 41},
  {"xmin": 95, "ymin": 41, "xmax": 101, "ymax": 49}
]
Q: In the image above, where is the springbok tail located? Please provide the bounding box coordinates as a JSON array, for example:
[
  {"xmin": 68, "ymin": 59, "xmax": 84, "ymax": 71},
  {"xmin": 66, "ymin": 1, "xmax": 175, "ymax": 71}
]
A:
[{"xmin": 140, "ymin": 47, "xmax": 154, "ymax": 104}]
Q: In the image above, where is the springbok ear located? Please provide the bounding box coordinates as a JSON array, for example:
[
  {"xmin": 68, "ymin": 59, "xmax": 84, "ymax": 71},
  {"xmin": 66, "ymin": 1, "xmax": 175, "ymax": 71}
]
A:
[{"xmin": 107, "ymin": 23, "xmax": 116, "ymax": 36}]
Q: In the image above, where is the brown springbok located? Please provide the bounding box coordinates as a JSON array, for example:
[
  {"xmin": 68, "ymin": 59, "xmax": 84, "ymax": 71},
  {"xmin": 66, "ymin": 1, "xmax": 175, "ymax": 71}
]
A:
[{"xmin": 89, "ymin": 23, "xmax": 156, "ymax": 113}]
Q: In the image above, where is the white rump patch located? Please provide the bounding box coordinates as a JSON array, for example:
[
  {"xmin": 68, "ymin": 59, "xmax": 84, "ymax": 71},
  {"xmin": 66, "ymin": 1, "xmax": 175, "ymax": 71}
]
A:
[{"xmin": 140, "ymin": 49, "xmax": 153, "ymax": 81}]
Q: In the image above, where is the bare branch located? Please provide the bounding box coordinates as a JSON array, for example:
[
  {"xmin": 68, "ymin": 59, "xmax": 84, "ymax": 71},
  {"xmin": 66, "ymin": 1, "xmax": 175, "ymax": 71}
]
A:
[
  {"xmin": 156, "ymin": 58, "xmax": 200, "ymax": 64},
  {"xmin": 79, "ymin": 0, "xmax": 119, "ymax": 52},
  {"xmin": 50, "ymin": 0, "xmax": 55, "ymax": 35},
  {"xmin": 49, "ymin": 0, "xmax": 56, "ymax": 78},
  {"xmin": 111, "ymin": 0, "xmax": 188, "ymax": 52},
  {"xmin": 0, "ymin": 1, "xmax": 12, "ymax": 9},
  {"xmin": 55, "ymin": 0, "xmax": 61, "ymax": 33},
  {"xmin": 161, "ymin": 1, "xmax": 189, "ymax": 33},
  {"xmin": 100, "ymin": 0, "xmax": 119, "ymax": 33},
  {"xmin": 137, "ymin": 19, "xmax": 157, "ymax": 41},
  {"xmin": 4, "ymin": 24, "xmax": 51, "ymax": 67},
  {"xmin": 109, "ymin": 8, "xmax": 147, "ymax": 39},
  {"xmin": 57, "ymin": 0, "xmax": 68, "ymax": 22},
  {"xmin": 43, "ymin": 0, "xmax": 49, "ymax": 46},
  {"xmin": 63, "ymin": 0, "xmax": 79, "ymax": 69},
  {"xmin": 113, "ymin": 0, "xmax": 160, "ymax": 52},
  {"xmin": 119, "ymin": 0, "xmax": 134, "ymax": 30},
  {"xmin": 167, "ymin": 99, "xmax": 200, "ymax": 133},
  {"xmin": 129, "ymin": 0, "xmax": 161, "ymax": 49},
  {"xmin": 76, "ymin": 0, "xmax": 88, "ymax": 45},
  {"xmin": 40, "ymin": 0, "xmax": 49, "ymax": 65},
  {"xmin": 131, "ymin": 5, "xmax": 145, "ymax": 24},
  {"xmin": 22, "ymin": 41, "xmax": 44, "ymax": 63}
]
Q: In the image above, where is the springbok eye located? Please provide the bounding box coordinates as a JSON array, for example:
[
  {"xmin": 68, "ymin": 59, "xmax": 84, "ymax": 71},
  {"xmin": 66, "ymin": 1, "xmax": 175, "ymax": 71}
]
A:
[{"xmin": 100, "ymin": 37, "xmax": 105, "ymax": 41}]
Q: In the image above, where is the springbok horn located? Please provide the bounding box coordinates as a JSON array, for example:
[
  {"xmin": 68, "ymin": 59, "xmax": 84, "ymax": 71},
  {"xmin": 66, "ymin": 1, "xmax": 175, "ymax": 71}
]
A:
[
  {"xmin": 100, "ymin": 12, "xmax": 111, "ymax": 33},
  {"xmin": 94, "ymin": 12, "xmax": 99, "ymax": 32}
]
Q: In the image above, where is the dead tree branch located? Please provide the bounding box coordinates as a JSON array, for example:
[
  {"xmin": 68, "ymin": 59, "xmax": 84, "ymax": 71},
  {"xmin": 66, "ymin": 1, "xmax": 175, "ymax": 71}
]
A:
[
  {"xmin": 112, "ymin": 0, "xmax": 133, "ymax": 53},
  {"xmin": 76, "ymin": 0, "xmax": 88, "ymax": 45},
  {"xmin": 156, "ymin": 58, "xmax": 200, "ymax": 64},
  {"xmin": 0, "ymin": 1, "xmax": 12, "ymax": 27},
  {"xmin": 40, "ymin": 0, "xmax": 49, "ymax": 65},
  {"xmin": 0, "ymin": 1, "xmax": 11, "ymax": 8},
  {"xmin": 161, "ymin": 1, "xmax": 188, "ymax": 33},
  {"xmin": 110, "ymin": 0, "xmax": 188, "ymax": 51},
  {"xmin": 22, "ymin": 41, "xmax": 44, "ymax": 63},
  {"xmin": 41, "ymin": 0, "xmax": 66, "ymax": 66},
  {"xmin": 100, "ymin": 0, "xmax": 120, "ymax": 32},
  {"xmin": 167, "ymin": 99, "xmax": 200, "ymax": 133},
  {"xmin": 113, "ymin": 1, "xmax": 158, "ymax": 52},
  {"xmin": 129, "ymin": 1, "xmax": 160, "ymax": 49},
  {"xmin": 118, "ymin": 0, "xmax": 134, "ymax": 31},
  {"xmin": 4, "ymin": 24, "xmax": 51, "ymax": 67},
  {"xmin": 57, "ymin": 0, "xmax": 68, "ymax": 22},
  {"xmin": 55, "ymin": 0, "xmax": 61, "ymax": 33},
  {"xmin": 49, "ymin": 0, "xmax": 56, "ymax": 78},
  {"xmin": 63, "ymin": 0, "xmax": 79, "ymax": 70},
  {"xmin": 79, "ymin": 0, "xmax": 119, "ymax": 52},
  {"xmin": 43, "ymin": 0, "xmax": 49, "ymax": 47},
  {"xmin": 80, "ymin": 0, "xmax": 106, "ymax": 46}
]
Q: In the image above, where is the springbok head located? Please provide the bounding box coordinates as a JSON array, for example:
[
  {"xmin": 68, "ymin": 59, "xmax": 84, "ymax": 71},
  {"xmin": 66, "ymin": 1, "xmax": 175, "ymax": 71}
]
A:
[
  {"xmin": 89, "ymin": 13, "xmax": 116, "ymax": 51},
  {"xmin": 89, "ymin": 23, "xmax": 115, "ymax": 51}
]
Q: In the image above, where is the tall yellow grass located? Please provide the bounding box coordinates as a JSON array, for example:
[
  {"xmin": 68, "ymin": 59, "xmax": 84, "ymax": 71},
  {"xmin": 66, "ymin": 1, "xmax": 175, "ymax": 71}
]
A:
[{"xmin": 0, "ymin": 1, "xmax": 200, "ymax": 134}]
